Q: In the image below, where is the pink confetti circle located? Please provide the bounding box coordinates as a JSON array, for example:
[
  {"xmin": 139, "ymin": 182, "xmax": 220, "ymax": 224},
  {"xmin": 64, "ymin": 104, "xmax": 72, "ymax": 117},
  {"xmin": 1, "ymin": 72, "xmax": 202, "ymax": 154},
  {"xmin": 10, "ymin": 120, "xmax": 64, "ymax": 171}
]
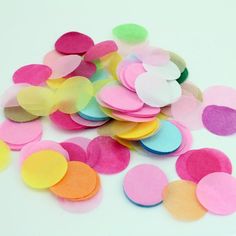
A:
[
  {"xmin": 70, "ymin": 114, "xmax": 108, "ymax": 127},
  {"xmin": 13, "ymin": 64, "xmax": 52, "ymax": 85},
  {"xmin": 50, "ymin": 111, "xmax": 85, "ymax": 130},
  {"xmin": 123, "ymin": 164, "xmax": 168, "ymax": 206},
  {"xmin": 65, "ymin": 137, "xmax": 91, "ymax": 151},
  {"xmin": 60, "ymin": 142, "xmax": 87, "ymax": 162},
  {"xmin": 84, "ymin": 40, "xmax": 118, "ymax": 62},
  {"xmin": 0, "ymin": 119, "xmax": 43, "ymax": 145},
  {"xmin": 98, "ymin": 85, "xmax": 144, "ymax": 112},
  {"xmin": 196, "ymin": 172, "xmax": 236, "ymax": 215},
  {"xmin": 87, "ymin": 136, "xmax": 130, "ymax": 174},
  {"xmin": 55, "ymin": 31, "xmax": 94, "ymax": 55}
]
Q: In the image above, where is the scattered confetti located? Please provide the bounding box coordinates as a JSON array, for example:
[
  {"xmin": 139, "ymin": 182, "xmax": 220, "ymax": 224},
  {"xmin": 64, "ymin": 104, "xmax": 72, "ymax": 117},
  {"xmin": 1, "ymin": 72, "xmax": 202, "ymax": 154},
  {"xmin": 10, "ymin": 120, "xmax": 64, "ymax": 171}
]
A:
[{"xmin": 0, "ymin": 23, "xmax": 235, "ymax": 220}]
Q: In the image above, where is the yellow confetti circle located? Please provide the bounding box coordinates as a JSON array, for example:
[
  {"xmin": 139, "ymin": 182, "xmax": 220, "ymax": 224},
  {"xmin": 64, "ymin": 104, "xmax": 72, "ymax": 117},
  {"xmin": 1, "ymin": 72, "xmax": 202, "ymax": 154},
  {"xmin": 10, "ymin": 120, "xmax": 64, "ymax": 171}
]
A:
[
  {"xmin": 0, "ymin": 140, "xmax": 11, "ymax": 171},
  {"xmin": 117, "ymin": 119, "xmax": 160, "ymax": 140},
  {"xmin": 21, "ymin": 150, "xmax": 68, "ymax": 189},
  {"xmin": 17, "ymin": 86, "xmax": 57, "ymax": 116},
  {"xmin": 55, "ymin": 77, "xmax": 94, "ymax": 114}
]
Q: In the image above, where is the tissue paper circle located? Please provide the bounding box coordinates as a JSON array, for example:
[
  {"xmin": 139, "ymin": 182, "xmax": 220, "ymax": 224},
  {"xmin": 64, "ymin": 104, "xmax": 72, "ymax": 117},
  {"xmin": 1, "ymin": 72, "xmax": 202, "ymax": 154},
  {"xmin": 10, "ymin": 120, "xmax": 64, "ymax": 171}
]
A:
[
  {"xmin": 112, "ymin": 23, "xmax": 148, "ymax": 43},
  {"xmin": 196, "ymin": 172, "xmax": 236, "ymax": 215},
  {"xmin": 171, "ymin": 95, "xmax": 204, "ymax": 130},
  {"xmin": 135, "ymin": 73, "xmax": 181, "ymax": 107},
  {"xmin": 70, "ymin": 114, "xmax": 108, "ymax": 127},
  {"xmin": 79, "ymin": 97, "xmax": 109, "ymax": 121},
  {"xmin": 55, "ymin": 31, "xmax": 94, "ymax": 55},
  {"xmin": 87, "ymin": 136, "xmax": 130, "ymax": 174},
  {"xmin": 50, "ymin": 111, "xmax": 85, "ymax": 130},
  {"xmin": 13, "ymin": 64, "xmax": 52, "ymax": 85},
  {"xmin": 4, "ymin": 106, "xmax": 39, "ymax": 123},
  {"xmin": 55, "ymin": 77, "xmax": 93, "ymax": 114},
  {"xmin": 202, "ymin": 105, "xmax": 236, "ymax": 136},
  {"xmin": 60, "ymin": 142, "xmax": 87, "ymax": 162},
  {"xmin": 21, "ymin": 150, "xmax": 68, "ymax": 189},
  {"xmin": 143, "ymin": 61, "xmax": 181, "ymax": 81},
  {"xmin": 0, "ymin": 140, "xmax": 11, "ymax": 171},
  {"xmin": 0, "ymin": 119, "xmax": 42, "ymax": 146},
  {"xmin": 50, "ymin": 161, "xmax": 98, "ymax": 199},
  {"xmin": 116, "ymin": 119, "xmax": 159, "ymax": 140},
  {"xmin": 17, "ymin": 86, "xmax": 56, "ymax": 116},
  {"xmin": 123, "ymin": 164, "xmax": 168, "ymax": 206},
  {"xmin": 43, "ymin": 50, "xmax": 64, "ymax": 67},
  {"xmin": 169, "ymin": 51, "xmax": 186, "ymax": 73},
  {"xmin": 84, "ymin": 40, "xmax": 118, "ymax": 62},
  {"xmin": 176, "ymin": 148, "xmax": 232, "ymax": 183},
  {"xmin": 163, "ymin": 180, "xmax": 206, "ymax": 221},
  {"xmin": 50, "ymin": 55, "xmax": 82, "ymax": 78},
  {"xmin": 98, "ymin": 84, "xmax": 144, "ymax": 112},
  {"xmin": 203, "ymin": 85, "xmax": 236, "ymax": 109},
  {"xmin": 65, "ymin": 137, "xmax": 91, "ymax": 151},
  {"xmin": 140, "ymin": 120, "xmax": 182, "ymax": 154}
]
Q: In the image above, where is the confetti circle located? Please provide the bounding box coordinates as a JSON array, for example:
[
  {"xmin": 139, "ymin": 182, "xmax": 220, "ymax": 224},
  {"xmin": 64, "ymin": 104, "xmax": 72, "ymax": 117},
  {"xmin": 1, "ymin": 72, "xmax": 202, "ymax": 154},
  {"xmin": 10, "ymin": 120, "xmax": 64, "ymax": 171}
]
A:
[
  {"xmin": 98, "ymin": 84, "xmax": 144, "ymax": 112},
  {"xmin": 21, "ymin": 150, "xmax": 68, "ymax": 189},
  {"xmin": 140, "ymin": 120, "xmax": 182, "ymax": 154},
  {"xmin": 196, "ymin": 172, "xmax": 236, "ymax": 215},
  {"xmin": 202, "ymin": 105, "xmax": 236, "ymax": 136},
  {"xmin": 55, "ymin": 31, "xmax": 94, "ymax": 55},
  {"xmin": 13, "ymin": 64, "xmax": 52, "ymax": 85},
  {"xmin": 50, "ymin": 161, "xmax": 98, "ymax": 199},
  {"xmin": 176, "ymin": 148, "xmax": 232, "ymax": 183},
  {"xmin": 84, "ymin": 40, "xmax": 118, "ymax": 62},
  {"xmin": 0, "ymin": 119, "xmax": 42, "ymax": 146},
  {"xmin": 135, "ymin": 72, "xmax": 181, "ymax": 107},
  {"xmin": 163, "ymin": 180, "xmax": 207, "ymax": 221},
  {"xmin": 123, "ymin": 164, "xmax": 168, "ymax": 206},
  {"xmin": 87, "ymin": 136, "xmax": 130, "ymax": 174},
  {"xmin": 112, "ymin": 23, "xmax": 148, "ymax": 44},
  {"xmin": 55, "ymin": 77, "xmax": 93, "ymax": 114}
]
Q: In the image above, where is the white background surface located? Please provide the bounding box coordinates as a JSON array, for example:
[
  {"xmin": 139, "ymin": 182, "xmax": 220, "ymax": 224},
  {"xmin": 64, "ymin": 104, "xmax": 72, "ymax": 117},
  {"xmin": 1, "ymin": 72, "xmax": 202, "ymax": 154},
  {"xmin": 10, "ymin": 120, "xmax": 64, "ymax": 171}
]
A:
[{"xmin": 0, "ymin": 0, "xmax": 236, "ymax": 236}]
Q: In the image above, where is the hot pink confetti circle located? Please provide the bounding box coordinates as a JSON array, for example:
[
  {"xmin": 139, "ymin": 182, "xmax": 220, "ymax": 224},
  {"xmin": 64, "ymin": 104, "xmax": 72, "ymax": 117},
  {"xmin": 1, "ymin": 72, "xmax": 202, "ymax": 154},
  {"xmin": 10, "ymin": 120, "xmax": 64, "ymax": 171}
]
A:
[
  {"xmin": 55, "ymin": 31, "xmax": 94, "ymax": 55},
  {"xmin": 13, "ymin": 64, "xmax": 52, "ymax": 85},
  {"xmin": 50, "ymin": 111, "xmax": 85, "ymax": 130},
  {"xmin": 87, "ymin": 136, "xmax": 130, "ymax": 174},
  {"xmin": 196, "ymin": 172, "xmax": 236, "ymax": 215},
  {"xmin": 60, "ymin": 142, "xmax": 87, "ymax": 162},
  {"xmin": 176, "ymin": 148, "xmax": 232, "ymax": 183},
  {"xmin": 123, "ymin": 164, "xmax": 168, "ymax": 206}
]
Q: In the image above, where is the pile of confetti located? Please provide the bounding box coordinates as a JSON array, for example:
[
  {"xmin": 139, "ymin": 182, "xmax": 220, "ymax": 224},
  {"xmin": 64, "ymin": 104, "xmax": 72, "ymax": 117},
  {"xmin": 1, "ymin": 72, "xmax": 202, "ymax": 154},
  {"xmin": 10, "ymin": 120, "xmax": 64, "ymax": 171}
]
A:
[{"xmin": 1, "ymin": 23, "xmax": 236, "ymax": 220}]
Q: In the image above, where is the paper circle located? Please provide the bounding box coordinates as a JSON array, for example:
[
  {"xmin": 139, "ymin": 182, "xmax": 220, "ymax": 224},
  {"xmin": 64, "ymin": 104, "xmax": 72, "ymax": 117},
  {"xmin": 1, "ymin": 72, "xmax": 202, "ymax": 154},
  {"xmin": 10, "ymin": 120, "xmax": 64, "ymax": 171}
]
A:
[
  {"xmin": 17, "ymin": 86, "xmax": 56, "ymax": 116},
  {"xmin": 123, "ymin": 164, "xmax": 168, "ymax": 206},
  {"xmin": 60, "ymin": 142, "xmax": 87, "ymax": 162},
  {"xmin": 98, "ymin": 84, "xmax": 144, "ymax": 112},
  {"xmin": 196, "ymin": 172, "xmax": 236, "ymax": 215},
  {"xmin": 140, "ymin": 120, "xmax": 182, "ymax": 154},
  {"xmin": 135, "ymin": 72, "xmax": 181, "ymax": 107},
  {"xmin": 55, "ymin": 31, "xmax": 94, "ymax": 55},
  {"xmin": 0, "ymin": 119, "xmax": 42, "ymax": 145},
  {"xmin": 84, "ymin": 40, "xmax": 118, "ymax": 62},
  {"xmin": 163, "ymin": 180, "xmax": 206, "ymax": 221},
  {"xmin": 202, "ymin": 105, "xmax": 236, "ymax": 136},
  {"xmin": 50, "ymin": 161, "xmax": 98, "ymax": 199},
  {"xmin": 112, "ymin": 23, "xmax": 148, "ymax": 44},
  {"xmin": 21, "ymin": 150, "xmax": 68, "ymax": 189},
  {"xmin": 13, "ymin": 64, "xmax": 52, "ymax": 85},
  {"xmin": 87, "ymin": 136, "xmax": 130, "ymax": 174}
]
